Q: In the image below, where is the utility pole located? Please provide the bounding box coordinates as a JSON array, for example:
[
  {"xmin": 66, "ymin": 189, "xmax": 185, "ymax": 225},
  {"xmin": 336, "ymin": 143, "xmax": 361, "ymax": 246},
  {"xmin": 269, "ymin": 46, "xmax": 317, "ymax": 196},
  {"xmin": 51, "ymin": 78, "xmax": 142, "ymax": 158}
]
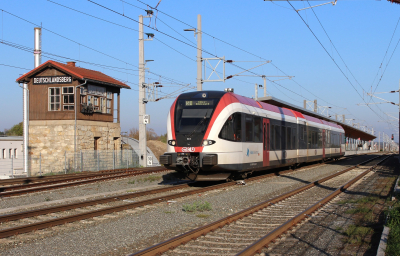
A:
[
  {"xmin": 138, "ymin": 13, "xmax": 153, "ymax": 167},
  {"xmin": 379, "ymin": 131, "xmax": 380, "ymax": 152},
  {"xmin": 183, "ymin": 15, "xmax": 202, "ymax": 91},
  {"xmin": 197, "ymin": 14, "xmax": 202, "ymax": 91},
  {"xmin": 23, "ymin": 27, "xmax": 41, "ymax": 175},
  {"xmin": 262, "ymin": 76, "xmax": 266, "ymax": 97}
]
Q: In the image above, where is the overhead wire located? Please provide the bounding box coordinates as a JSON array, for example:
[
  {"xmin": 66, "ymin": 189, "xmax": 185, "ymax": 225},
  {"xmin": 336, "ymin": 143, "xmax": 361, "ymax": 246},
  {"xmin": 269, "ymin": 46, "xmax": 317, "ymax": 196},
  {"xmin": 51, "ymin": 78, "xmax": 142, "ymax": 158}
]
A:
[
  {"xmin": 2, "ymin": 5, "xmax": 188, "ymax": 86},
  {"xmin": 370, "ymin": 16, "xmax": 400, "ymax": 94},
  {"xmin": 286, "ymin": 0, "xmax": 390, "ymax": 128},
  {"xmin": 0, "ymin": 63, "xmax": 30, "ymax": 70},
  {"xmin": 132, "ymin": 0, "xmax": 354, "ymax": 111}
]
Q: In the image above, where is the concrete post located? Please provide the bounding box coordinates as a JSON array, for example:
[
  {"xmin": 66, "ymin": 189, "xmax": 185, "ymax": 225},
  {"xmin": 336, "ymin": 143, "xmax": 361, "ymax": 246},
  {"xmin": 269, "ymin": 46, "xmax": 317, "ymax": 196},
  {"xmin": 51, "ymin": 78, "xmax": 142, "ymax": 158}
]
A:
[
  {"xmin": 11, "ymin": 155, "xmax": 14, "ymax": 179},
  {"xmin": 197, "ymin": 14, "xmax": 202, "ymax": 91},
  {"xmin": 39, "ymin": 152, "xmax": 42, "ymax": 176},
  {"xmin": 23, "ymin": 83, "xmax": 29, "ymax": 176},
  {"xmin": 263, "ymin": 76, "xmax": 267, "ymax": 97},
  {"xmin": 314, "ymin": 100, "xmax": 317, "ymax": 113},
  {"xmin": 139, "ymin": 15, "xmax": 147, "ymax": 167},
  {"xmin": 64, "ymin": 151, "xmax": 67, "ymax": 174}
]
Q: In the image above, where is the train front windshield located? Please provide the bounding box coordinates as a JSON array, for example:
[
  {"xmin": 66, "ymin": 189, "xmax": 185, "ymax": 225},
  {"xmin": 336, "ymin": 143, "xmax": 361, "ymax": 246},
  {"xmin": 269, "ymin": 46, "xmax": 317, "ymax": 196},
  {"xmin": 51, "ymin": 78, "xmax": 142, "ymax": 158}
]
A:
[{"xmin": 175, "ymin": 99, "xmax": 217, "ymax": 145}]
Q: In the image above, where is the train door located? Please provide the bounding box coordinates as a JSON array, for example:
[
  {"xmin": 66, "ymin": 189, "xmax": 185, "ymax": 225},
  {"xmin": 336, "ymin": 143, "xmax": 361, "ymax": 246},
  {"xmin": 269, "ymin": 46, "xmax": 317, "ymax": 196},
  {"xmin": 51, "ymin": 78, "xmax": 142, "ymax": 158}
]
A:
[
  {"xmin": 322, "ymin": 129, "xmax": 326, "ymax": 159},
  {"xmin": 263, "ymin": 118, "xmax": 270, "ymax": 166}
]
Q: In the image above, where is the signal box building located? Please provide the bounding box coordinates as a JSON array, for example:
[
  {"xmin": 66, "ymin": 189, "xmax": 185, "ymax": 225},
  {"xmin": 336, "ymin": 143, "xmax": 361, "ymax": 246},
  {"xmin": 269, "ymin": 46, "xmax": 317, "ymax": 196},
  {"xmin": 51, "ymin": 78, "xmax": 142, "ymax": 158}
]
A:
[{"xmin": 16, "ymin": 60, "xmax": 130, "ymax": 174}]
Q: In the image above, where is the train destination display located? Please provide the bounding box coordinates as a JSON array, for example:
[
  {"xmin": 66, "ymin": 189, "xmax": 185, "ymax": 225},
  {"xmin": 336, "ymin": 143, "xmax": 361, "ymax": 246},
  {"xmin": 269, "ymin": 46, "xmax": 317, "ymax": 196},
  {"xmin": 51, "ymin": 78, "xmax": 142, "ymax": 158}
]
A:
[{"xmin": 185, "ymin": 100, "xmax": 214, "ymax": 106}]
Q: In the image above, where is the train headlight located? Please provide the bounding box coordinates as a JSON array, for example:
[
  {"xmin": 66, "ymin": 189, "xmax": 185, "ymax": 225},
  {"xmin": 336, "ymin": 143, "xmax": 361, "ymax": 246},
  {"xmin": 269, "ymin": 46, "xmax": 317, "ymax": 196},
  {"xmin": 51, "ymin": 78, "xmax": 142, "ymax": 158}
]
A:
[
  {"xmin": 202, "ymin": 140, "xmax": 216, "ymax": 146},
  {"xmin": 168, "ymin": 140, "xmax": 176, "ymax": 146}
]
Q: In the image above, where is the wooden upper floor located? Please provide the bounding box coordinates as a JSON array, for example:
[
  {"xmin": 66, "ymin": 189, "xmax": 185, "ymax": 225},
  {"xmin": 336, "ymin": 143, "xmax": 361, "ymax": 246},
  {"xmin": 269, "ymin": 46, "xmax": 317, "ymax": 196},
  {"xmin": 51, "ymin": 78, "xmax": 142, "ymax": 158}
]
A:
[{"xmin": 16, "ymin": 61, "xmax": 130, "ymax": 122}]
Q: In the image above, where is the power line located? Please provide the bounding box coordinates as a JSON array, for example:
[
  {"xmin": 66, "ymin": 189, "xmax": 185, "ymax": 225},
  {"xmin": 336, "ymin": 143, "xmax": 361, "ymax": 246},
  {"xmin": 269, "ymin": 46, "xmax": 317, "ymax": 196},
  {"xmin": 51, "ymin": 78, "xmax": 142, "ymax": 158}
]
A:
[
  {"xmin": 307, "ymin": 1, "xmax": 366, "ymax": 95},
  {"xmin": 2, "ymin": 6, "xmax": 188, "ymax": 86},
  {"xmin": 370, "ymin": 16, "xmax": 400, "ymax": 94},
  {"xmin": 0, "ymin": 63, "xmax": 30, "ymax": 70},
  {"xmin": 132, "ymin": 0, "xmax": 356, "ymax": 111},
  {"xmin": 286, "ymin": 1, "xmax": 386, "ymax": 125}
]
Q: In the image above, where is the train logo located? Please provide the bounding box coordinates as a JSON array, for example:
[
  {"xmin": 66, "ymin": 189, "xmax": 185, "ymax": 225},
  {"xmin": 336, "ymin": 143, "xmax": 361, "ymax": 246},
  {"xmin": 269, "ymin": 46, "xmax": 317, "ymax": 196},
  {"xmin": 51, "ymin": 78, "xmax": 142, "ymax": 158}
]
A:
[
  {"xmin": 246, "ymin": 149, "xmax": 250, "ymax": 157},
  {"xmin": 182, "ymin": 147, "xmax": 195, "ymax": 152}
]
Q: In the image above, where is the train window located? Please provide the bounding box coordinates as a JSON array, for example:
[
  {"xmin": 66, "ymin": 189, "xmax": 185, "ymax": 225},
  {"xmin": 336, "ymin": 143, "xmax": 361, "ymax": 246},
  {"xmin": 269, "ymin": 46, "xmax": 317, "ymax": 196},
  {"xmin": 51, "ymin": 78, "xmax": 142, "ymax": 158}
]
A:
[
  {"xmin": 245, "ymin": 115, "xmax": 253, "ymax": 142},
  {"xmin": 286, "ymin": 127, "xmax": 292, "ymax": 150},
  {"xmin": 275, "ymin": 125, "xmax": 281, "ymax": 150},
  {"xmin": 219, "ymin": 113, "xmax": 242, "ymax": 142},
  {"xmin": 292, "ymin": 128, "xmax": 296, "ymax": 150},
  {"xmin": 254, "ymin": 117, "xmax": 262, "ymax": 142},
  {"xmin": 314, "ymin": 131, "xmax": 318, "ymax": 148},
  {"xmin": 267, "ymin": 123, "xmax": 270, "ymax": 150},
  {"xmin": 263, "ymin": 123, "xmax": 266, "ymax": 150},
  {"xmin": 271, "ymin": 125, "xmax": 275, "ymax": 149},
  {"xmin": 318, "ymin": 130, "xmax": 322, "ymax": 148}
]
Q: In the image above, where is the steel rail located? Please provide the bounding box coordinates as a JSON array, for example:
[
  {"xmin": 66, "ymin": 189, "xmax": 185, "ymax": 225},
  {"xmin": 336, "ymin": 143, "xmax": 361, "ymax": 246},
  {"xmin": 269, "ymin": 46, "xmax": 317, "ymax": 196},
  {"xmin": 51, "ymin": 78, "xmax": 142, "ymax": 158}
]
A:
[
  {"xmin": 0, "ymin": 160, "xmax": 330, "ymax": 223},
  {"xmin": 236, "ymin": 155, "xmax": 391, "ymax": 256},
  {"xmin": 130, "ymin": 154, "xmax": 386, "ymax": 256},
  {"xmin": 0, "ymin": 168, "xmax": 134, "ymax": 187},
  {"xmin": 0, "ymin": 167, "xmax": 168, "ymax": 197},
  {"xmin": 0, "ymin": 156, "xmax": 341, "ymax": 238},
  {"xmin": 1, "ymin": 167, "xmax": 166, "ymax": 191},
  {"xmin": 0, "ymin": 183, "xmax": 191, "ymax": 223},
  {"xmin": 0, "ymin": 154, "xmax": 378, "ymax": 239}
]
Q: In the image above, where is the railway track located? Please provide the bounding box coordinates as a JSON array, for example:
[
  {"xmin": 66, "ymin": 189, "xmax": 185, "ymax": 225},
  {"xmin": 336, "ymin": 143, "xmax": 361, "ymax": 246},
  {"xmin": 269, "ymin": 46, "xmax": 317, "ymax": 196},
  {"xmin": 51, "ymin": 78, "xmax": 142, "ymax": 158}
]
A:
[
  {"xmin": 0, "ymin": 153, "xmax": 371, "ymax": 198},
  {"xmin": 0, "ymin": 153, "xmax": 379, "ymax": 241},
  {"xmin": 130, "ymin": 154, "xmax": 390, "ymax": 256},
  {"xmin": 0, "ymin": 166, "xmax": 168, "ymax": 197}
]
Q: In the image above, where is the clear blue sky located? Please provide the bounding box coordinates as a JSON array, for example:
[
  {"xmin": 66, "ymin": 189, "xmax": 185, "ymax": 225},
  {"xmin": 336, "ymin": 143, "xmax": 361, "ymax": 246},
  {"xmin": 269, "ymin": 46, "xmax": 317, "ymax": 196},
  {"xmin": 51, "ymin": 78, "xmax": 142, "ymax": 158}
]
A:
[{"xmin": 1, "ymin": 0, "xmax": 399, "ymax": 143}]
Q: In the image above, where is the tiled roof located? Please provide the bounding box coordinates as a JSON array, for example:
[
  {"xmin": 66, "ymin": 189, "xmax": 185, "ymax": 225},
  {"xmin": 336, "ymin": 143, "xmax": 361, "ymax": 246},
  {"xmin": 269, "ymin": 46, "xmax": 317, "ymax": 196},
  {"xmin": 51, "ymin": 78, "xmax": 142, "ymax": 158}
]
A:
[{"xmin": 16, "ymin": 60, "xmax": 130, "ymax": 89}]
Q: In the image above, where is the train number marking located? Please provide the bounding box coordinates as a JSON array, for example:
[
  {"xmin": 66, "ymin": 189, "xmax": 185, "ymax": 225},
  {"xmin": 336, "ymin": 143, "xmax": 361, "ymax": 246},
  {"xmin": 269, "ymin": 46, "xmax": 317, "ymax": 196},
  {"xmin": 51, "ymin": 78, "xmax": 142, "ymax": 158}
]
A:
[{"xmin": 182, "ymin": 147, "xmax": 195, "ymax": 152}]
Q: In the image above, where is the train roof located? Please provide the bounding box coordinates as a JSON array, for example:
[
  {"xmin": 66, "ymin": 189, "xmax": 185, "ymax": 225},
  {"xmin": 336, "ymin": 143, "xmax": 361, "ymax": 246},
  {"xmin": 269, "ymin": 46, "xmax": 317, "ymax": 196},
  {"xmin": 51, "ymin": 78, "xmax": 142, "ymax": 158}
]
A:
[
  {"xmin": 258, "ymin": 96, "xmax": 376, "ymax": 141},
  {"xmin": 177, "ymin": 91, "xmax": 344, "ymax": 130}
]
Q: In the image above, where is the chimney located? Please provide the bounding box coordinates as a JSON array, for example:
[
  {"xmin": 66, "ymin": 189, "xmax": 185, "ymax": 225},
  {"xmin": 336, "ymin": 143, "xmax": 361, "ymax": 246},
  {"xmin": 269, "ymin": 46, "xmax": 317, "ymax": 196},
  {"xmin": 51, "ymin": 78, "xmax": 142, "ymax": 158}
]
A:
[{"xmin": 67, "ymin": 61, "xmax": 76, "ymax": 67}]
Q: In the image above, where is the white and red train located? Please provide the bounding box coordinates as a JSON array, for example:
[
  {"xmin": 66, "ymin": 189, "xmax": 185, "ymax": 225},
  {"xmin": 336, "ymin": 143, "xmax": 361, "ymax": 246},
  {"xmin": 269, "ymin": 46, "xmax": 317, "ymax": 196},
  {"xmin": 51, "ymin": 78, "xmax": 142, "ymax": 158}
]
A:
[{"xmin": 160, "ymin": 90, "xmax": 345, "ymax": 180}]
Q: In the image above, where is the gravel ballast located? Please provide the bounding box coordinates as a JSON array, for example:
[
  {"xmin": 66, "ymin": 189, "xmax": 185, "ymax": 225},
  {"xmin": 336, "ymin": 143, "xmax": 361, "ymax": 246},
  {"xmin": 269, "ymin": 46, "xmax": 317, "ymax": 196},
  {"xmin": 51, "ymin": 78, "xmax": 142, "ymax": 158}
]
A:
[{"xmin": 0, "ymin": 154, "xmax": 379, "ymax": 255}]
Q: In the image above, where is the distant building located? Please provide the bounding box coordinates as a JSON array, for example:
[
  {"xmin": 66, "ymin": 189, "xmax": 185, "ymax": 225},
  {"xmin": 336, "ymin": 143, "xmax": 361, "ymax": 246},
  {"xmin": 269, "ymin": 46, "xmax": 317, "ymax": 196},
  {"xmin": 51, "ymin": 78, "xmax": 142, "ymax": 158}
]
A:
[
  {"xmin": 0, "ymin": 136, "xmax": 23, "ymax": 178},
  {"xmin": 16, "ymin": 60, "xmax": 130, "ymax": 175}
]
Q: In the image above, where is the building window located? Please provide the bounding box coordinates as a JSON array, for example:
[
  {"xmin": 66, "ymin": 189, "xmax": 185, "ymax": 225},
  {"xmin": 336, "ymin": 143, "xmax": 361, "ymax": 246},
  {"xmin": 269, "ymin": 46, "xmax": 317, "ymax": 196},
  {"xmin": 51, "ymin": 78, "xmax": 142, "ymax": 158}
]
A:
[
  {"xmin": 14, "ymin": 149, "xmax": 17, "ymax": 158},
  {"xmin": 107, "ymin": 99, "xmax": 112, "ymax": 114},
  {"xmin": 94, "ymin": 137, "xmax": 100, "ymax": 150},
  {"xmin": 9, "ymin": 149, "xmax": 12, "ymax": 158},
  {"xmin": 2, "ymin": 149, "xmax": 5, "ymax": 159},
  {"xmin": 49, "ymin": 87, "xmax": 61, "ymax": 111},
  {"xmin": 80, "ymin": 85, "xmax": 112, "ymax": 114},
  {"xmin": 63, "ymin": 86, "xmax": 74, "ymax": 111}
]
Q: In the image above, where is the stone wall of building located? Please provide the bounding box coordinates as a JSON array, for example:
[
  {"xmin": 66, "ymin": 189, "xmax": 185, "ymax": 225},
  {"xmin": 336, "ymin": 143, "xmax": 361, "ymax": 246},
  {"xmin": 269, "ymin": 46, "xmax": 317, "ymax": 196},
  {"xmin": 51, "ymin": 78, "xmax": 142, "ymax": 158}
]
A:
[{"xmin": 29, "ymin": 120, "xmax": 121, "ymax": 175}]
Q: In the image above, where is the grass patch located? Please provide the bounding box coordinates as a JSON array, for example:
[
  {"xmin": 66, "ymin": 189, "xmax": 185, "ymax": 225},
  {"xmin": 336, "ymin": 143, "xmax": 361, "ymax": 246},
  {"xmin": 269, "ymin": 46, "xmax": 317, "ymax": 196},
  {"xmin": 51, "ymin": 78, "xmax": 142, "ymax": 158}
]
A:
[
  {"xmin": 142, "ymin": 175, "xmax": 162, "ymax": 182},
  {"xmin": 196, "ymin": 214, "xmax": 210, "ymax": 218},
  {"xmin": 343, "ymin": 225, "xmax": 373, "ymax": 245},
  {"xmin": 182, "ymin": 201, "xmax": 212, "ymax": 213},
  {"xmin": 44, "ymin": 197, "xmax": 51, "ymax": 201},
  {"xmin": 338, "ymin": 196, "xmax": 379, "ymax": 205},
  {"xmin": 386, "ymin": 203, "xmax": 400, "ymax": 255},
  {"xmin": 345, "ymin": 207, "xmax": 371, "ymax": 215},
  {"xmin": 164, "ymin": 211, "xmax": 172, "ymax": 214},
  {"xmin": 127, "ymin": 180, "xmax": 135, "ymax": 184}
]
